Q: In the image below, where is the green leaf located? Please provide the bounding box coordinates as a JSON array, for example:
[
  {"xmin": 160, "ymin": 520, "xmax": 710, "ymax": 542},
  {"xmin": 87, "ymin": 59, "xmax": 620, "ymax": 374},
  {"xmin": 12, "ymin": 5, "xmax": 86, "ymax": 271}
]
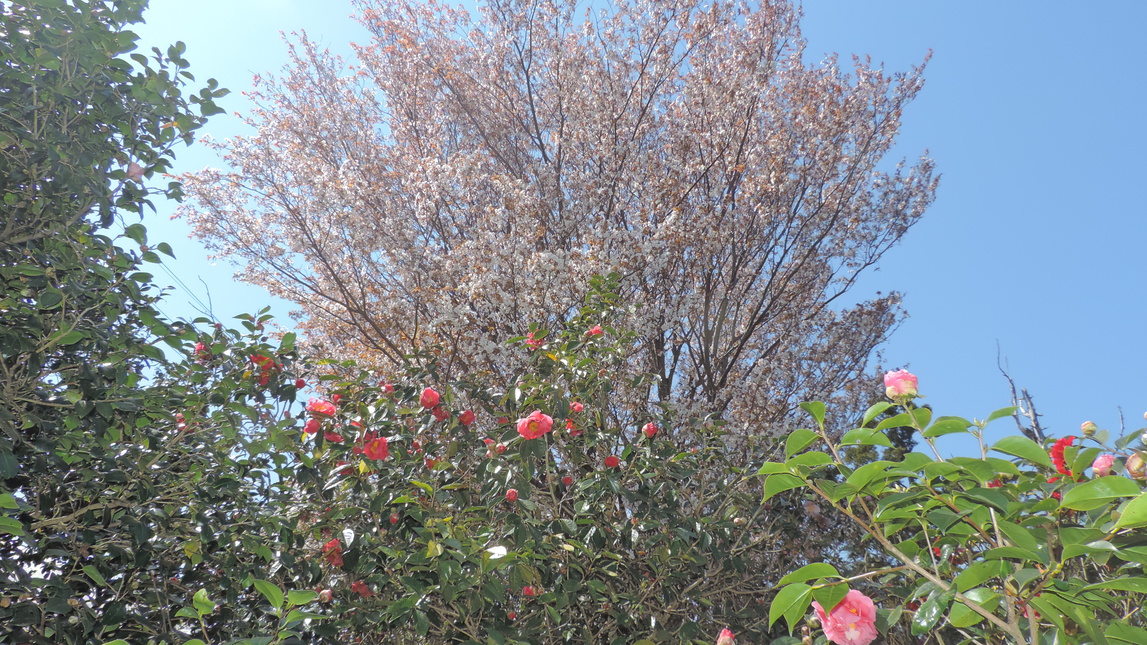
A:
[
  {"xmin": 947, "ymin": 588, "xmax": 999, "ymax": 629},
  {"xmin": 875, "ymin": 412, "xmax": 913, "ymax": 432},
  {"xmin": 0, "ymin": 493, "xmax": 17, "ymax": 509},
  {"xmin": 155, "ymin": 242, "xmax": 175, "ymax": 257},
  {"xmin": 991, "ymin": 435, "xmax": 1053, "ymax": 469},
  {"xmin": 810, "ymin": 584, "xmax": 848, "ymax": 616},
  {"xmin": 0, "ymin": 516, "xmax": 25, "ymax": 536},
  {"xmin": 785, "ymin": 428, "xmax": 819, "ymax": 459},
  {"xmin": 254, "ymin": 578, "xmax": 285, "ymax": 605},
  {"xmin": 124, "ymin": 223, "xmax": 147, "ymax": 245},
  {"xmin": 911, "ymin": 592, "xmax": 950, "ymax": 635},
  {"xmin": 953, "ymin": 561, "xmax": 1006, "ymax": 593},
  {"xmin": 757, "ymin": 462, "xmax": 789, "ymax": 476},
  {"xmin": 1113, "ymin": 492, "xmax": 1147, "ymax": 529},
  {"xmin": 799, "ymin": 401, "xmax": 826, "ymax": 427},
  {"xmin": 768, "ymin": 582, "xmax": 811, "ymax": 632},
  {"xmin": 777, "ymin": 563, "xmax": 841, "ymax": 585},
  {"xmin": 53, "ymin": 330, "xmax": 85, "ymax": 346},
  {"xmin": 762, "ymin": 474, "xmax": 806, "ymax": 503},
  {"xmin": 1083, "ymin": 577, "xmax": 1147, "ymax": 593},
  {"xmin": 985, "ymin": 406, "xmax": 1018, "ymax": 424},
  {"xmin": 83, "ymin": 565, "xmax": 108, "ymax": 587},
  {"xmin": 287, "ymin": 589, "xmax": 318, "ymax": 606},
  {"xmin": 861, "ymin": 402, "xmax": 893, "ymax": 427},
  {"xmin": 100, "ymin": 641, "xmax": 132, "ymax": 645},
  {"xmin": 192, "ymin": 589, "xmax": 215, "ymax": 616},
  {"xmin": 922, "ymin": 416, "xmax": 972, "ymax": 439},
  {"xmin": 839, "ymin": 427, "xmax": 892, "ymax": 447},
  {"xmin": 995, "ymin": 520, "xmax": 1039, "ymax": 552},
  {"xmin": 1061, "ymin": 476, "xmax": 1142, "ymax": 511},
  {"xmin": 1107, "ymin": 622, "xmax": 1147, "ymax": 644}
]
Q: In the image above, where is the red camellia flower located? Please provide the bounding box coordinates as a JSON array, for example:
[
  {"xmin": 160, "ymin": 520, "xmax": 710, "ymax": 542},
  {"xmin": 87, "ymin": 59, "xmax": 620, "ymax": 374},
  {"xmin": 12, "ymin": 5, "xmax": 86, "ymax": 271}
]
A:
[
  {"xmin": 565, "ymin": 419, "xmax": 576, "ymax": 431},
  {"xmin": 570, "ymin": 401, "xmax": 584, "ymax": 413},
  {"xmin": 425, "ymin": 457, "xmax": 439, "ymax": 469},
  {"xmin": 295, "ymin": 378, "xmax": 306, "ymax": 389},
  {"xmin": 389, "ymin": 513, "xmax": 400, "ymax": 524},
  {"xmin": 251, "ymin": 354, "xmax": 275, "ymax": 371},
  {"xmin": 987, "ymin": 479, "xmax": 1002, "ymax": 488},
  {"xmin": 507, "ymin": 611, "xmax": 516, "ymax": 621},
  {"xmin": 194, "ymin": 342, "xmax": 212, "ymax": 362},
  {"xmin": 517, "ymin": 410, "xmax": 554, "ymax": 440},
  {"xmin": 307, "ymin": 398, "xmax": 337, "ymax": 417},
  {"xmin": 332, "ymin": 394, "xmax": 342, "ymax": 404},
  {"xmin": 604, "ymin": 455, "xmax": 620, "ymax": 468},
  {"xmin": 522, "ymin": 585, "xmax": 537, "ymax": 597},
  {"xmin": 322, "ymin": 539, "xmax": 343, "ymax": 568},
  {"xmin": 364, "ymin": 437, "xmax": 388, "ymax": 460},
  {"xmin": 483, "ymin": 438, "xmax": 495, "ymax": 446},
  {"xmin": 420, "ymin": 387, "xmax": 440, "ymax": 409},
  {"xmin": 497, "ymin": 416, "xmax": 509, "ymax": 424},
  {"xmin": 337, "ymin": 460, "xmax": 353, "ymax": 476},
  {"xmin": 1050, "ymin": 435, "xmax": 1075, "ymax": 475},
  {"xmin": 459, "ymin": 410, "xmax": 476, "ymax": 426},
  {"xmin": 318, "ymin": 589, "xmax": 333, "ymax": 603},
  {"xmin": 304, "ymin": 418, "xmax": 321, "ymax": 434},
  {"xmin": 431, "ymin": 406, "xmax": 450, "ymax": 422},
  {"xmin": 505, "ymin": 488, "xmax": 518, "ymax": 502},
  {"xmin": 716, "ymin": 628, "xmax": 735, "ymax": 645},
  {"xmin": 350, "ymin": 580, "xmax": 373, "ymax": 598},
  {"xmin": 585, "ymin": 324, "xmax": 604, "ymax": 337},
  {"xmin": 561, "ymin": 475, "xmax": 573, "ymax": 486},
  {"xmin": 324, "ymin": 431, "xmax": 344, "ymax": 443},
  {"xmin": 642, "ymin": 422, "xmax": 658, "ymax": 438},
  {"xmin": 496, "ymin": 443, "xmax": 507, "ymax": 454},
  {"xmin": 381, "ymin": 382, "xmax": 395, "ymax": 395}
]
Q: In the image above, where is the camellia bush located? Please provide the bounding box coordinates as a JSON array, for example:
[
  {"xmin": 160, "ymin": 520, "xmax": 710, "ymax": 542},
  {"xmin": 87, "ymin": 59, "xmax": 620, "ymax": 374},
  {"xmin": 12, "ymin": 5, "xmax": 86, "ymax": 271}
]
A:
[{"xmin": 763, "ymin": 371, "xmax": 1147, "ymax": 645}]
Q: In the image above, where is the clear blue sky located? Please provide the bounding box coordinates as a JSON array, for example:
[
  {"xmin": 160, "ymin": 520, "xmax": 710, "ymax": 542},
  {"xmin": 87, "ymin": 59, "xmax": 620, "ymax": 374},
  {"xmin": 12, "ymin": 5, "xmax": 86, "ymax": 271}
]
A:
[{"xmin": 133, "ymin": 1, "xmax": 1147, "ymax": 454}]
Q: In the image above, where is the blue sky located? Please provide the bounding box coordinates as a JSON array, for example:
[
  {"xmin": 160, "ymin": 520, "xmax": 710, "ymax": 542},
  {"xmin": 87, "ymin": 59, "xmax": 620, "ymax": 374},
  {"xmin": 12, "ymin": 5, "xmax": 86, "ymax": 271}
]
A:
[{"xmin": 132, "ymin": 1, "xmax": 1147, "ymax": 454}]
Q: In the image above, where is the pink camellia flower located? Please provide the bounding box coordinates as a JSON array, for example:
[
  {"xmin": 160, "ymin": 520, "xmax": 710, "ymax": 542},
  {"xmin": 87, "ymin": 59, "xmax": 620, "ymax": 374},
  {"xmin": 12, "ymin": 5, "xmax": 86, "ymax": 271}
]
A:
[
  {"xmin": 125, "ymin": 162, "xmax": 145, "ymax": 182},
  {"xmin": 459, "ymin": 410, "xmax": 476, "ymax": 427},
  {"xmin": 381, "ymin": 382, "xmax": 395, "ymax": 395},
  {"xmin": 1092, "ymin": 454, "xmax": 1116, "ymax": 477},
  {"xmin": 295, "ymin": 378, "xmax": 306, "ymax": 389},
  {"xmin": 525, "ymin": 331, "xmax": 545, "ymax": 350},
  {"xmin": 812, "ymin": 590, "xmax": 878, "ymax": 645},
  {"xmin": 420, "ymin": 387, "xmax": 440, "ymax": 409},
  {"xmin": 883, "ymin": 369, "xmax": 918, "ymax": 400},
  {"xmin": 642, "ymin": 422, "xmax": 658, "ymax": 438},
  {"xmin": 505, "ymin": 488, "xmax": 518, "ymax": 502},
  {"xmin": 585, "ymin": 324, "xmax": 604, "ymax": 337},
  {"xmin": 364, "ymin": 437, "xmax": 389, "ymax": 460},
  {"xmin": 604, "ymin": 455, "xmax": 620, "ymax": 468},
  {"xmin": 304, "ymin": 418, "xmax": 321, "ymax": 434},
  {"xmin": 716, "ymin": 628, "xmax": 735, "ymax": 645},
  {"xmin": 307, "ymin": 398, "xmax": 337, "ymax": 417},
  {"xmin": 570, "ymin": 401, "xmax": 584, "ymax": 413},
  {"xmin": 522, "ymin": 585, "xmax": 537, "ymax": 597},
  {"xmin": 517, "ymin": 410, "xmax": 554, "ymax": 440},
  {"xmin": 431, "ymin": 406, "xmax": 450, "ymax": 422}
]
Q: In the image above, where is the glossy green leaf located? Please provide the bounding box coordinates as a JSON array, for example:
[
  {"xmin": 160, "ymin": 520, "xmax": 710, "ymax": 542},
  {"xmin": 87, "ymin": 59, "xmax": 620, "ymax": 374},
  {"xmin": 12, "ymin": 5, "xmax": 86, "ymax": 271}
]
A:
[
  {"xmin": 991, "ymin": 435, "xmax": 1053, "ymax": 469},
  {"xmin": 799, "ymin": 401, "xmax": 826, "ymax": 427},
  {"xmin": 911, "ymin": 592, "xmax": 950, "ymax": 635},
  {"xmin": 768, "ymin": 582, "xmax": 811, "ymax": 632},
  {"xmin": 785, "ymin": 428, "xmax": 819, "ymax": 458},
  {"xmin": 777, "ymin": 563, "xmax": 841, "ymax": 585},
  {"xmin": 762, "ymin": 474, "xmax": 806, "ymax": 502},
  {"xmin": 1061, "ymin": 476, "xmax": 1142, "ymax": 511},
  {"xmin": 1113, "ymin": 492, "xmax": 1147, "ymax": 529}
]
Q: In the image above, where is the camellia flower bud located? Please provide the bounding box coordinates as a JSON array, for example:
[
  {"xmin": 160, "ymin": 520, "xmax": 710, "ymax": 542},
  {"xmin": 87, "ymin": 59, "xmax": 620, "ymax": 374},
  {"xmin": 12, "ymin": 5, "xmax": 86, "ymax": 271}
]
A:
[
  {"xmin": 505, "ymin": 488, "xmax": 518, "ymax": 502},
  {"xmin": 1092, "ymin": 454, "xmax": 1116, "ymax": 477},
  {"xmin": 1126, "ymin": 453, "xmax": 1147, "ymax": 480},
  {"xmin": 716, "ymin": 628, "xmax": 735, "ymax": 645},
  {"xmin": 883, "ymin": 369, "xmax": 918, "ymax": 400},
  {"xmin": 642, "ymin": 422, "xmax": 658, "ymax": 438},
  {"xmin": 1080, "ymin": 420, "xmax": 1098, "ymax": 437}
]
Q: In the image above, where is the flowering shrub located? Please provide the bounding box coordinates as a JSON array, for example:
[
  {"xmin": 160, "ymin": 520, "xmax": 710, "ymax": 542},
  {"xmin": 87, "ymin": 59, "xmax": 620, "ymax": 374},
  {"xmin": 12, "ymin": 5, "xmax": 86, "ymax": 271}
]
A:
[{"xmin": 764, "ymin": 372, "xmax": 1147, "ymax": 644}]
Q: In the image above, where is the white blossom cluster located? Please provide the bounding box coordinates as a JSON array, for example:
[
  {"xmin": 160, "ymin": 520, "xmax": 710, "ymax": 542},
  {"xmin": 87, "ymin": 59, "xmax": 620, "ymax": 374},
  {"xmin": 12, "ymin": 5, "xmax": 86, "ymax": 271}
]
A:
[{"xmin": 179, "ymin": 0, "xmax": 936, "ymax": 438}]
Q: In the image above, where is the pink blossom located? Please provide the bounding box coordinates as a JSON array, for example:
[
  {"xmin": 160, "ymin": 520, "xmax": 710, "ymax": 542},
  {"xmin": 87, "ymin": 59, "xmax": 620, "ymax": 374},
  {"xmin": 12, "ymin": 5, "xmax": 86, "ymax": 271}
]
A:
[
  {"xmin": 431, "ymin": 406, "xmax": 449, "ymax": 422},
  {"xmin": 125, "ymin": 162, "xmax": 145, "ymax": 182},
  {"xmin": 525, "ymin": 331, "xmax": 545, "ymax": 350},
  {"xmin": 517, "ymin": 410, "xmax": 554, "ymax": 440},
  {"xmin": 642, "ymin": 422, "xmax": 658, "ymax": 438},
  {"xmin": 1092, "ymin": 454, "xmax": 1116, "ymax": 477},
  {"xmin": 570, "ymin": 401, "xmax": 584, "ymax": 413},
  {"xmin": 585, "ymin": 325, "xmax": 604, "ymax": 337},
  {"xmin": 459, "ymin": 409, "xmax": 476, "ymax": 426},
  {"xmin": 813, "ymin": 590, "xmax": 878, "ymax": 645},
  {"xmin": 883, "ymin": 369, "xmax": 918, "ymax": 400},
  {"xmin": 716, "ymin": 628, "xmax": 735, "ymax": 645},
  {"xmin": 304, "ymin": 418, "xmax": 321, "ymax": 434}
]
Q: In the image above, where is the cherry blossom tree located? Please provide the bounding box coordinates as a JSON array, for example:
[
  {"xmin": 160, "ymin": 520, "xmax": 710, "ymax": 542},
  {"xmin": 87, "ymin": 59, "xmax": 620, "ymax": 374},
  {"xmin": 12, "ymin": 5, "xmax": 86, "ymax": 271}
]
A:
[{"xmin": 181, "ymin": 0, "xmax": 936, "ymax": 438}]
